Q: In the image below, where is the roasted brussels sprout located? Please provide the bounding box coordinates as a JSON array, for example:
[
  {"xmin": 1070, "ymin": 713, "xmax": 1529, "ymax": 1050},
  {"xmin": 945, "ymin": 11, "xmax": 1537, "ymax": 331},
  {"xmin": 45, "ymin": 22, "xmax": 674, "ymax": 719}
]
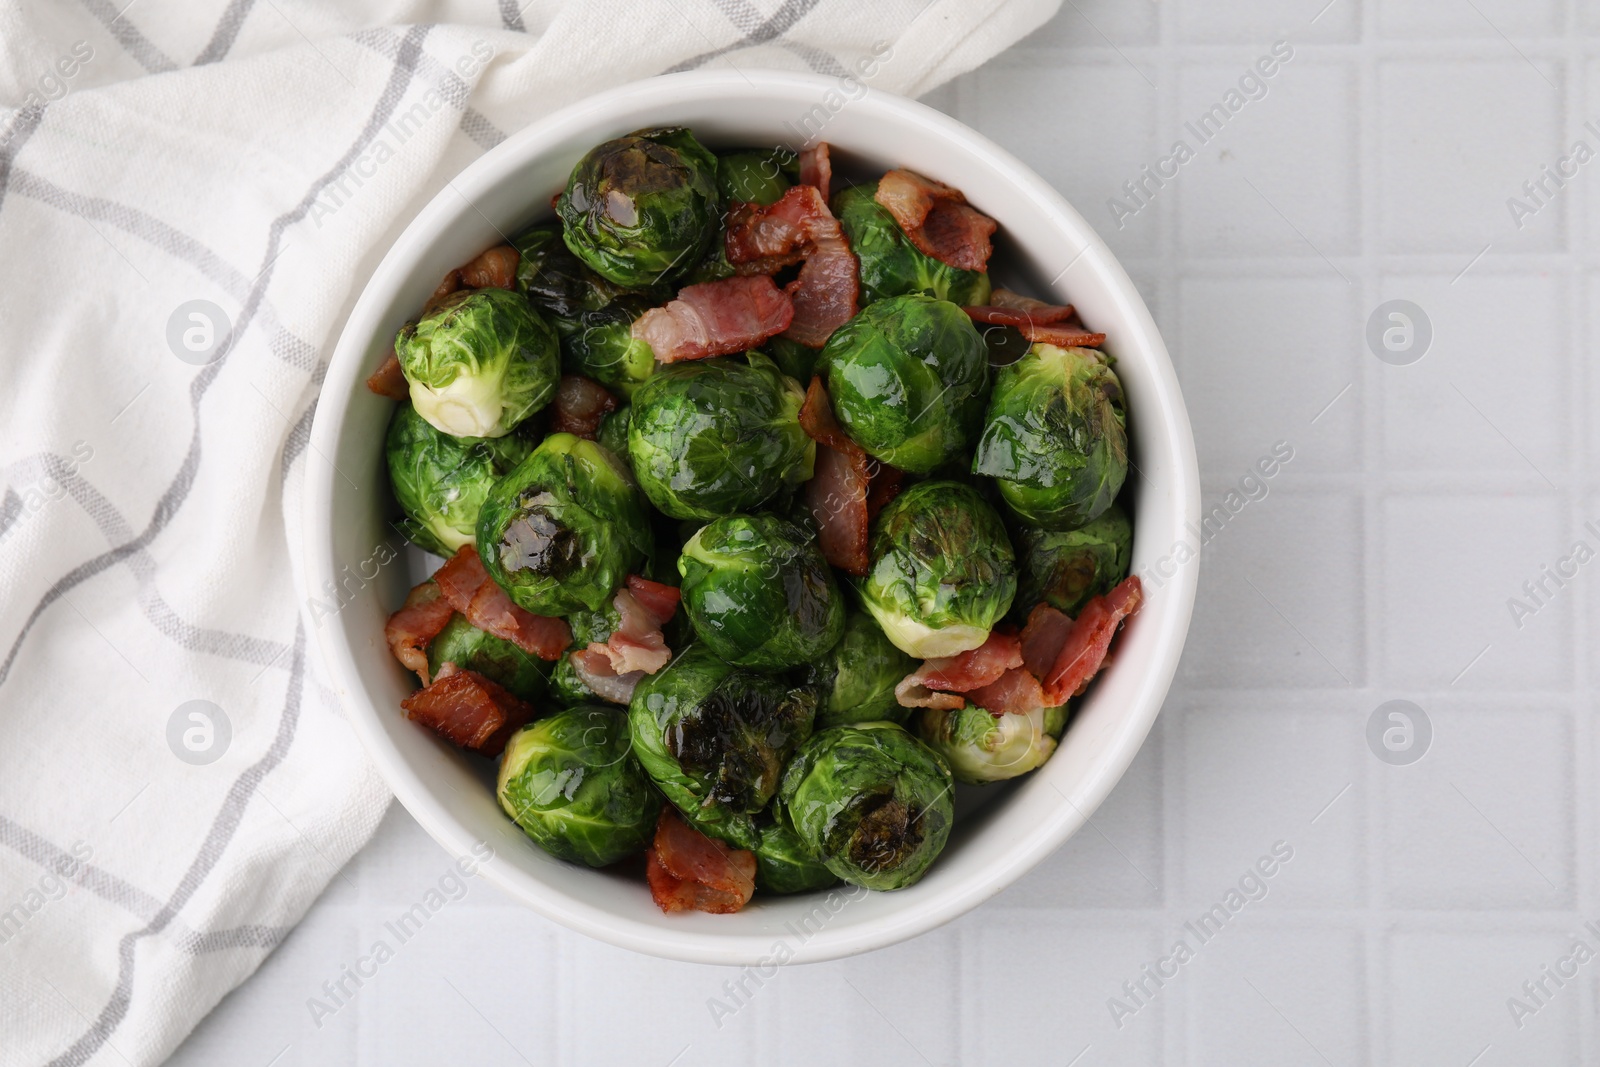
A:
[
  {"xmin": 822, "ymin": 294, "xmax": 989, "ymax": 473},
  {"xmin": 973, "ymin": 343, "xmax": 1128, "ymax": 530},
  {"xmin": 557, "ymin": 127, "xmax": 722, "ymax": 288},
  {"xmin": 557, "ymin": 297, "xmax": 658, "ymax": 398},
  {"xmin": 806, "ymin": 612, "xmax": 917, "ymax": 728},
  {"xmin": 777, "ymin": 722, "xmax": 954, "ymax": 891},
  {"xmin": 763, "ymin": 336, "xmax": 821, "ymax": 384},
  {"xmin": 628, "ymin": 352, "xmax": 814, "ymax": 520},
  {"xmin": 595, "ymin": 403, "xmax": 631, "ymax": 461},
  {"xmin": 385, "ymin": 404, "xmax": 532, "ymax": 555},
  {"xmin": 512, "ymin": 221, "xmax": 635, "ymax": 318},
  {"xmin": 678, "ymin": 514, "xmax": 845, "ymax": 669},
  {"xmin": 716, "ymin": 149, "xmax": 794, "ymax": 206},
  {"xmin": 1014, "ymin": 504, "xmax": 1133, "ymax": 617},
  {"xmin": 628, "ymin": 644, "xmax": 817, "ymax": 849},
  {"xmin": 428, "ymin": 615, "xmax": 551, "ymax": 702},
  {"xmin": 476, "ymin": 433, "xmax": 652, "ymax": 615},
  {"xmin": 833, "ymin": 182, "xmax": 992, "ymax": 306},
  {"xmin": 394, "ymin": 287, "xmax": 560, "ymax": 439},
  {"xmin": 917, "ymin": 704, "xmax": 1056, "ymax": 785},
  {"xmin": 753, "ymin": 818, "xmax": 838, "ymax": 894},
  {"xmin": 859, "ymin": 481, "xmax": 1016, "ymax": 658},
  {"xmin": 496, "ymin": 706, "xmax": 662, "ymax": 867}
]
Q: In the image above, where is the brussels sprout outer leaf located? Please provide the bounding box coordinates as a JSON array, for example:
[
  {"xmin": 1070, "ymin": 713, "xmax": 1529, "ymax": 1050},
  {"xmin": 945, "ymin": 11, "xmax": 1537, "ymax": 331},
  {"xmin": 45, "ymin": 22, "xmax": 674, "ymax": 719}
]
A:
[
  {"xmin": 832, "ymin": 183, "xmax": 992, "ymax": 307},
  {"xmin": 858, "ymin": 480, "xmax": 1017, "ymax": 658},
  {"xmin": 678, "ymin": 514, "xmax": 846, "ymax": 670},
  {"xmin": 821, "ymin": 294, "xmax": 989, "ymax": 473},
  {"xmin": 476, "ymin": 433, "xmax": 652, "ymax": 615},
  {"xmin": 395, "ymin": 287, "xmax": 561, "ymax": 439},
  {"xmin": 806, "ymin": 612, "xmax": 916, "ymax": 728},
  {"xmin": 972, "ymin": 343, "xmax": 1129, "ymax": 530},
  {"xmin": 496, "ymin": 707, "xmax": 663, "ymax": 867},
  {"xmin": 778, "ymin": 723, "xmax": 954, "ymax": 891},
  {"xmin": 385, "ymin": 405, "xmax": 533, "ymax": 555}
]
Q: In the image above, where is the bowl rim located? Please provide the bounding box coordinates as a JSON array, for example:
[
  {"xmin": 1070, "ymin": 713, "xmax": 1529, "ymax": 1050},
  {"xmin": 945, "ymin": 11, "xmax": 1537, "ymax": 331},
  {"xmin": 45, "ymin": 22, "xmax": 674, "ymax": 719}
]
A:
[{"xmin": 304, "ymin": 67, "xmax": 1201, "ymax": 965}]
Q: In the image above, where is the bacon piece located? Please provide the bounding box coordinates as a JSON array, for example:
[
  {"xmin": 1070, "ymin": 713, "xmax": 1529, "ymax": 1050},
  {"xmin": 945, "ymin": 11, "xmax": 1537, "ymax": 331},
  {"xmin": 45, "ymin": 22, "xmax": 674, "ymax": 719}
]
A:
[
  {"xmin": 625, "ymin": 575, "xmax": 680, "ymax": 622},
  {"xmin": 725, "ymin": 186, "xmax": 858, "ymax": 348},
  {"xmin": 632, "ymin": 275, "xmax": 794, "ymax": 363},
  {"xmin": 991, "ymin": 288, "xmax": 1065, "ymax": 313},
  {"xmin": 798, "ymin": 142, "xmax": 832, "ymax": 201},
  {"xmin": 895, "ymin": 630, "xmax": 1024, "ymax": 709},
  {"xmin": 456, "ymin": 244, "xmax": 519, "ymax": 290},
  {"xmin": 593, "ymin": 589, "xmax": 672, "ymax": 675},
  {"xmin": 875, "ymin": 169, "xmax": 997, "ymax": 272},
  {"xmin": 570, "ymin": 647, "xmax": 645, "ymax": 705},
  {"xmin": 366, "ymin": 349, "xmax": 409, "ymax": 400},
  {"xmin": 798, "ymin": 374, "xmax": 853, "ymax": 453},
  {"xmin": 434, "ymin": 546, "xmax": 571, "ymax": 662},
  {"xmin": 969, "ymin": 666, "xmax": 1050, "ymax": 717},
  {"xmin": 646, "ymin": 809, "xmax": 757, "ymax": 914},
  {"xmin": 400, "ymin": 667, "xmax": 533, "ymax": 756},
  {"xmin": 963, "ymin": 303, "xmax": 1074, "ymax": 329},
  {"xmin": 548, "ymin": 375, "xmax": 618, "ymax": 440},
  {"xmin": 807, "ymin": 442, "xmax": 871, "ymax": 577},
  {"xmin": 1021, "ymin": 577, "xmax": 1143, "ymax": 706},
  {"xmin": 423, "ymin": 271, "xmax": 463, "ymax": 315},
  {"xmin": 384, "ymin": 581, "xmax": 456, "ymax": 685},
  {"xmin": 865, "ymin": 464, "xmax": 903, "ymax": 522},
  {"xmin": 1020, "ymin": 323, "xmax": 1106, "ymax": 348}
]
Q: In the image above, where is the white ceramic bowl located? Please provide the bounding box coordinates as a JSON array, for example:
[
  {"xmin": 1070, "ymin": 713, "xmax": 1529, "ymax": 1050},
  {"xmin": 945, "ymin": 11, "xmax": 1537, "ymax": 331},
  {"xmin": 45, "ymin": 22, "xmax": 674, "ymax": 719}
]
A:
[{"xmin": 305, "ymin": 69, "xmax": 1200, "ymax": 965}]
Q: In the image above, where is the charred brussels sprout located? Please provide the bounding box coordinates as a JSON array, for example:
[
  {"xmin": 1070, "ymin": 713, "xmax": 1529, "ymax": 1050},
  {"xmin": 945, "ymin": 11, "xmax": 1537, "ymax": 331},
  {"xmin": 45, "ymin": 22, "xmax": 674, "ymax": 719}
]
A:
[
  {"xmin": 496, "ymin": 706, "xmax": 662, "ymax": 867},
  {"xmin": 806, "ymin": 612, "xmax": 917, "ymax": 728},
  {"xmin": 917, "ymin": 704, "xmax": 1056, "ymax": 785},
  {"xmin": 716, "ymin": 149, "xmax": 795, "ymax": 206},
  {"xmin": 512, "ymin": 221, "xmax": 635, "ymax": 318},
  {"xmin": 628, "ymin": 353, "xmax": 814, "ymax": 520},
  {"xmin": 394, "ymin": 287, "xmax": 560, "ymax": 439},
  {"xmin": 754, "ymin": 818, "xmax": 838, "ymax": 894},
  {"xmin": 558, "ymin": 297, "xmax": 658, "ymax": 398},
  {"xmin": 428, "ymin": 615, "xmax": 550, "ymax": 702},
  {"xmin": 476, "ymin": 433, "xmax": 651, "ymax": 615},
  {"xmin": 778, "ymin": 723, "xmax": 954, "ymax": 891},
  {"xmin": 678, "ymin": 514, "xmax": 845, "ymax": 669},
  {"xmin": 557, "ymin": 127, "xmax": 721, "ymax": 288},
  {"xmin": 833, "ymin": 183, "xmax": 992, "ymax": 306},
  {"xmin": 973, "ymin": 343, "xmax": 1129, "ymax": 530},
  {"xmin": 1014, "ymin": 504, "xmax": 1133, "ymax": 617},
  {"xmin": 822, "ymin": 294, "xmax": 989, "ymax": 473},
  {"xmin": 859, "ymin": 481, "xmax": 1016, "ymax": 658},
  {"xmin": 385, "ymin": 405, "xmax": 532, "ymax": 555},
  {"xmin": 628, "ymin": 644, "xmax": 817, "ymax": 849}
]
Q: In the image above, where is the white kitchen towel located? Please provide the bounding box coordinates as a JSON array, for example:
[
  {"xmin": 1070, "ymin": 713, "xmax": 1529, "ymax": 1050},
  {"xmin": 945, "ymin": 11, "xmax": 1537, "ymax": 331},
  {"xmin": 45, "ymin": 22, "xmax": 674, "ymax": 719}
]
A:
[{"xmin": 0, "ymin": 1, "xmax": 1060, "ymax": 1064}]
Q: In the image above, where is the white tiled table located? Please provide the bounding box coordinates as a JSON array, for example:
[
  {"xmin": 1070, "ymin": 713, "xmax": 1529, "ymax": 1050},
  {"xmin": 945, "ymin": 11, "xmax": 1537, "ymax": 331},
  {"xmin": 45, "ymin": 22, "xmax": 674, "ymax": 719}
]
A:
[{"xmin": 171, "ymin": 2, "xmax": 1600, "ymax": 1063}]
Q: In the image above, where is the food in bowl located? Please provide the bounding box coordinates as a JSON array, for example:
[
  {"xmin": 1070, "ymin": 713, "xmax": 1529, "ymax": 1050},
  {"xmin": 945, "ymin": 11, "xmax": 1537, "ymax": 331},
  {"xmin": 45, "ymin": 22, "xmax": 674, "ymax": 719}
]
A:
[{"xmin": 369, "ymin": 126, "xmax": 1142, "ymax": 916}]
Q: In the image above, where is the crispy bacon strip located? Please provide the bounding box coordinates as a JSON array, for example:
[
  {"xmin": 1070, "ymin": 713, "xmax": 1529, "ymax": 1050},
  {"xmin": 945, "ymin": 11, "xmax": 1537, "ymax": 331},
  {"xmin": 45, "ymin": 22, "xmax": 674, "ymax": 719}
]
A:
[
  {"xmin": 875, "ymin": 168, "xmax": 997, "ymax": 272},
  {"xmin": 435, "ymin": 546, "xmax": 571, "ymax": 661},
  {"xmin": 632, "ymin": 275, "xmax": 794, "ymax": 363},
  {"xmin": 968, "ymin": 666, "xmax": 1050, "ymax": 717},
  {"xmin": 800, "ymin": 377, "xmax": 873, "ymax": 576},
  {"xmin": 895, "ymin": 630, "xmax": 1024, "ymax": 709},
  {"xmin": 647, "ymin": 809, "xmax": 757, "ymax": 914},
  {"xmin": 457, "ymin": 244, "xmax": 519, "ymax": 290},
  {"xmin": 548, "ymin": 375, "xmax": 618, "ymax": 440},
  {"xmin": 384, "ymin": 580, "xmax": 456, "ymax": 685},
  {"xmin": 626, "ymin": 575, "xmax": 680, "ymax": 621},
  {"xmin": 865, "ymin": 465, "xmax": 904, "ymax": 522},
  {"xmin": 1021, "ymin": 577, "xmax": 1143, "ymax": 706},
  {"xmin": 725, "ymin": 186, "xmax": 858, "ymax": 348},
  {"xmin": 1020, "ymin": 323, "xmax": 1106, "ymax": 348},
  {"xmin": 366, "ymin": 349, "xmax": 409, "ymax": 400},
  {"xmin": 798, "ymin": 142, "xmax": 832, "ymax": 201},
  {"xmin": 401, "ymin": 666, "xmax": 533, "ymax": 757},
  {"xmin": 963, "ymin": 303, "xmax": 1074, "ymax": 329}
]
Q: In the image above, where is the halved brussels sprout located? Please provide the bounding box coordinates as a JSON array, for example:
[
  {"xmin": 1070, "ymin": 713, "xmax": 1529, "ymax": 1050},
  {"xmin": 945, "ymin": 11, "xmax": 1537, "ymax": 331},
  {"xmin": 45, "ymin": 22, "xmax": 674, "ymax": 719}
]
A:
[
  {"xmin": 628, "ymin": 644, "xmax": 817, "ymax": 849},
  {"xmin": 557, "ymin": 127, "xmax": 722, "ymax": 288},
  {"xmin": 806, "ymin": 611, "xmax": 917, "ymax": 728},
  {"xmin": 628, "ymin": 352, "xmax": 814, "ymax": 520},
  {"xmin": 385, "ymin": 405, "xmax": 532, "ymax": 555},
  {"xmin": 394, "ymin": 287, "xmax": 560, "ymax": 439},
  {"xmin": 496, "ymin": 706, "xmax": 662, "ymax": 867},
  {"xmin": 858, "ymin": 481, "xmax": 1016, "ymax": 658},
  {"xmin": 821, "ymin": 294, "xmax": 989, "ymax": 473},
  {"xmin": 427, "ymin": 615, "xmax": 551, "ymax": 702},
  {"xmin": 1014, "ymin": 504, "xmax": 1133, "ymax": 617},
  {"xmin": 832, "ymin": 182, "xmax": 992, "ymax": 306},
  {"xmin": 917, "ymin": 704, "xmax": 1056, "ymax": 785},
  {"xmin": 973, "ymin": 343, "xmax": 1128, "ymax": 530},
  {"xmin": 476, "ymin": 433, "xmax": 652, "ymax": 615},
  {"xmin": 753, "ymin": 818, "xmax": 838, "ymax": 894},
  {"xmin": 678, "ymin": 514, "xmax": 845, "ymax": 670},
  {"xmin": 777, "ymin": 722, "xmax": 954, "ymax": 891},
  {"xmin": 716, "ymin": 148, "xmax": 795, "ymax": 206},
  {"xmin": 557, "ymin": 297, "xmax": 658, "ymax": 398}
]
